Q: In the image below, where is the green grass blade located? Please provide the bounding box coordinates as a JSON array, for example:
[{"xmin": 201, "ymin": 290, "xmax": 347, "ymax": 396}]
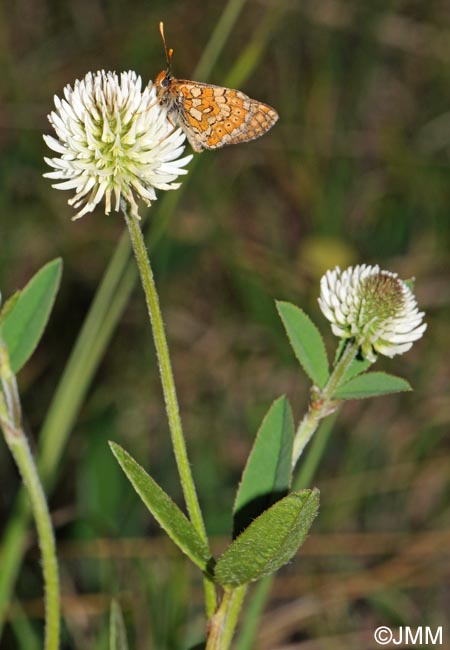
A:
[
  {"xmin": 9, "ymin": 600, "xmax": 40, "ymax": 650},
  {"xmin": 195, "ymin": 0, "xmax": 249, "ymax": 80},
  {"xmin": 109, "ymin": 600, "xmax": 129, "ymax": 650}
]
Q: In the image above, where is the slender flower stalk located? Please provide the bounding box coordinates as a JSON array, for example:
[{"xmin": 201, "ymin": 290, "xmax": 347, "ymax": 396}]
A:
[
  {"xmin": 122, "ymin": 204, "xmax": 206, "ymax": 536},
  {"xmin": 0, "ymin": 344, "xmax": 60, "ymax": 650},
  {"xmin": 292, "ymin": 339, "xmax": 360, "ymax": 467},
  {"xmin": 123, "ymin": 204, "xmax": 216, "ymax": 614}
]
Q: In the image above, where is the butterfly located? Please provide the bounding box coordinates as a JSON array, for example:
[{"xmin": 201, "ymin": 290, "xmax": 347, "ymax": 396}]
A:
[{"xmin": 154, "ymin": 22, "xmax": 279, "ymax": 152}]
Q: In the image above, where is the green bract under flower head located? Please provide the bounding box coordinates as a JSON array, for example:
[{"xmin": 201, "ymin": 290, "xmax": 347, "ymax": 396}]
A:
[
  {"xmin": 44, "ymin": 70, "xmax": 192, "ymax": 220},
  {"xmin": 318, "ymin": 264, "xmax": 427, "ymax": 362}
]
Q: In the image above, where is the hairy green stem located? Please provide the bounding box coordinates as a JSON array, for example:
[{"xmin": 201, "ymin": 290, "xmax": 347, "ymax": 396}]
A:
[
  {"xmin": 122, "ymin": 204, "xmax": 216, "ymax": 616},
  {"xmin": 0, "ymin": 348, "xmax": 60, "ymax": 650},
  {"xmin": 292, "ymin": 340, "xmax": 360, "ymax": 467},
  {"xmin": 123, "ymin": 207, "xmax": 206, "ymax": 537},
  {"xmin": 206, "ymin": 587, "xmax": 247, "ymax": 650}
]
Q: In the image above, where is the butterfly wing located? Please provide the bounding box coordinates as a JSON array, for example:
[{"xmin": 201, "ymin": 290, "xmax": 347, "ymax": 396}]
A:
[{"xmin": 173, "ymin": 81, "xmax": 279, "ymax": 152}]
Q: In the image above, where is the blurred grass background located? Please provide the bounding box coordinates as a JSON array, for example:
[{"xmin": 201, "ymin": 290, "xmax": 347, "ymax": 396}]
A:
[{"xmin": 1, "ymin": 0, "xmax": 449, "ymax": 648}]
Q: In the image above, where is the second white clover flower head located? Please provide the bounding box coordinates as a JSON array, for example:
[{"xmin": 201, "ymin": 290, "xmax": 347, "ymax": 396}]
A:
[
  {"xmin": 44, "ymin": 70, "xmax": 192, "ymax": 220},
  {"xmin": 318, "ymin": 264, "xmax": 427, "ymax": 362}
]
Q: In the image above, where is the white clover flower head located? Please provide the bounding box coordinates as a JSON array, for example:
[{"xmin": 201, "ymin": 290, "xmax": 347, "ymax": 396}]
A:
[
  {"xmin": 43, "ymin": 70, "xmax": 192, "ymax": 220},
  {"xmin": 318, "ymin": 264, "xmax": 427, "ymax": 362}
]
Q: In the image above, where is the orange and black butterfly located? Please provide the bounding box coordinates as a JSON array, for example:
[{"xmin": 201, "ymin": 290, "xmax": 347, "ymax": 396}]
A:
[{"xmin": 154, "ymin": 22, "xmax": 279, "ymax": 152}]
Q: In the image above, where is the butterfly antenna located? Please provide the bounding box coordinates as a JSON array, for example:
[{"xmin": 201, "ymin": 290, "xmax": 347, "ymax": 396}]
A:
[{"xmin": 159, "ymin": 21, "xmax": 174, "ymax": 71}]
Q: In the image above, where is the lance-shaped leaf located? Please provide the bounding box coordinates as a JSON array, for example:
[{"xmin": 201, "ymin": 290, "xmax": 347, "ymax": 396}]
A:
[
  {"xmin": 276, "ymin": 301, "xmax": 329, "ymax": 388},
  {"xmin": 1, "ymin": 259, "xmax": 62, "ymax": 373},
  {"xmin": 110, "ymin": 442, "xmax": 212, "ymax": 573},
  {"xmin": 215, "ymin": 489, "xmax": 319, "ymax": 587},
  {"xmin": 109, "ymin": 600, "xmax": 129, "ymax": 650},
  {"xmin": 233, "ymin": 396, "xmax": 293, "ymax": 537},
  {"xmin": 333, "ymin": 372, "xmax": 411, "ymax": 400}
]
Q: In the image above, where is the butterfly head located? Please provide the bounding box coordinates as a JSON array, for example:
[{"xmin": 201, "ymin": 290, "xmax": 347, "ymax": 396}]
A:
[
  {"xmin": 155, "ymin": 22, "xmax": 175, "ymax": 105},
  {"xmin": 154, "ymin": 69, "xmax": 174, "ymax": 105}
]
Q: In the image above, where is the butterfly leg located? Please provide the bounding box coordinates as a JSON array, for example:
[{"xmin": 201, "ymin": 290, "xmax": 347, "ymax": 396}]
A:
[
  {"xmin": 134, "ymin": 99, "xmax": 160, "ymax": 116},
  {"xmin": 156, "ymin": 114, "xmax": 180, "ymax": 146}
]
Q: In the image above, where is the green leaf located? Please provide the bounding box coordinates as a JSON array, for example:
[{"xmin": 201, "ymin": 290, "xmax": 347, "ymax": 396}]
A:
[
  {"xmin": 215, "ymin": 489, "xmax": 319, "ymax": 587},
  {"xmin": 109, "ymin": 600, "xmax": 129, "ymax": 650},
  {"xmin": 0, "ymin": 259, "xmax": 62, "ymax": 373},
  {"xmin": 233, "ymin": 396, "xmax": 293, "ymax": 537},
  {"xmin": 110, "ymin": 442, "xmax": 212, "ymax": 573},
  {"xmin": 276, "ymin": 301, "xmax": 329, "ymax": 388},
  {"xmin": 333, "ymin": 372, "xmax": 412, "ymax": 400}
]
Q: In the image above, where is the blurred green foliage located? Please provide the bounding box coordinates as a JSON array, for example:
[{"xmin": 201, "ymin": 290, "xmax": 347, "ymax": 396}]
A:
[{"xmin": 1, "ymin": 0, "xmax": 449, "ymax": 648}]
